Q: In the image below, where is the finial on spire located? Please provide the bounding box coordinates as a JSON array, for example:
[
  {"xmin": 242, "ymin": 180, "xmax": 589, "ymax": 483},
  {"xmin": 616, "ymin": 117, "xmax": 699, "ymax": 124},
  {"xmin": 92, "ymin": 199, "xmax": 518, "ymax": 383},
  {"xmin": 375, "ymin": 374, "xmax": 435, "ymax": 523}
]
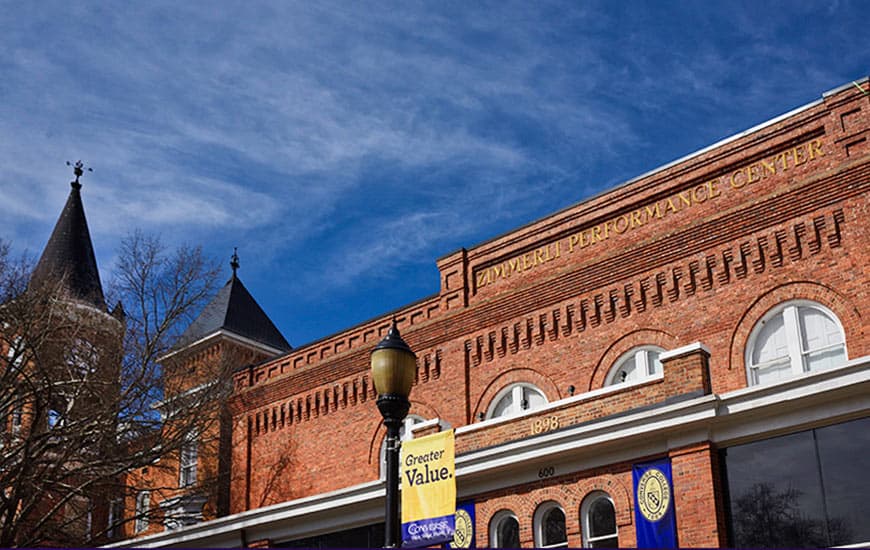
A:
[
  {"xmin": 230, "ymin": 247, "xmax": 240, "ymax": 277},
  {"xmin": 66, "ymin": 160, "xmax": 92, "ymax": 190}
]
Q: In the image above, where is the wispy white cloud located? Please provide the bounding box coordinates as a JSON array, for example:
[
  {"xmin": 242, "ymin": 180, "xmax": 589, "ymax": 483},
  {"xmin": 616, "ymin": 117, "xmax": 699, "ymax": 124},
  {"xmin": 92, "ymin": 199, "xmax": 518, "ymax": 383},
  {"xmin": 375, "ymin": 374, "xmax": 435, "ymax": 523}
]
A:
[{"xmin": 1, "ymin": 0, "xmax": 867, "ymax": 342}]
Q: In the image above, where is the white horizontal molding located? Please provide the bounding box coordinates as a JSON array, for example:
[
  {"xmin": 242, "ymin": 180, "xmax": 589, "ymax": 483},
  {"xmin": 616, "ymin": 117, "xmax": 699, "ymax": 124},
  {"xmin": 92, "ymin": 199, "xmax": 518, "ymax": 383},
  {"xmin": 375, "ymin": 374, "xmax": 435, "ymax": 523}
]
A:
[{"xmin": 108, "ymin": 355, "xmax": 870, "ymax": 548}]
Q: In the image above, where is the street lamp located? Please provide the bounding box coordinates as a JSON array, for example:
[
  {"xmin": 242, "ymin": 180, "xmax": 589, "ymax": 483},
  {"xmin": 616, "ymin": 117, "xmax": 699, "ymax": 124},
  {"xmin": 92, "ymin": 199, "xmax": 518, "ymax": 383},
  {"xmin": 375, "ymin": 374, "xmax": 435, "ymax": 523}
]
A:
[{"xmin": 371, "ymin": 320, "xmax": 416, "ymax": 548}]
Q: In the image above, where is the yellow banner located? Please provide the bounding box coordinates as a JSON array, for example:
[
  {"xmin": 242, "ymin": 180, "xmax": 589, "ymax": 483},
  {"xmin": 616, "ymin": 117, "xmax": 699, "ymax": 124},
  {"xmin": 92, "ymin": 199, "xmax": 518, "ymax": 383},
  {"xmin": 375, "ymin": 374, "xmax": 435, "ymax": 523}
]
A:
[{"xmin": 401, "ymin": 429, "xmax": 456, "ymax": 547}]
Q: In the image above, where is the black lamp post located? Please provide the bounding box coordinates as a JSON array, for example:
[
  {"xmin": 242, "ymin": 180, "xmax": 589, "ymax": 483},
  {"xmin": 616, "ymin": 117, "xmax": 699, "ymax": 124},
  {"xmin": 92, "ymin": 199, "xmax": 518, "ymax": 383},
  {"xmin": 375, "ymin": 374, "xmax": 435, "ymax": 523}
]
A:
[{"xmin": 371, "ymin": 321, "xmax": 416, "ymax": 548}]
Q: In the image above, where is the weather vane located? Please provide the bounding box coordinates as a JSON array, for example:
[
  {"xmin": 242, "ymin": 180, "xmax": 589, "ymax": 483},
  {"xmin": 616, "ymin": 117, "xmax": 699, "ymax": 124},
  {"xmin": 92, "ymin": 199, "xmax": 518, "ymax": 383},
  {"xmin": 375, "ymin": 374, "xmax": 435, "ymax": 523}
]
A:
[
  {"xmin": 66, "ymin": 160, "xmax": 93, "ymax": 189},
  {"xmin": 230, "ymin": 247, "xmax": 240, "ymax": 277}
]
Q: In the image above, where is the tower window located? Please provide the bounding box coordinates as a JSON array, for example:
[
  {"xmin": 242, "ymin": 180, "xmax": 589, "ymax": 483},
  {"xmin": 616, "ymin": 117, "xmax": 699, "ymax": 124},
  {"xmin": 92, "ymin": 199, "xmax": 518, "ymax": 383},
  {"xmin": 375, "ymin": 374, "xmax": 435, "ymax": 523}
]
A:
[
  {"xmin": 134, "ymin": 491, "xmax": 150, "ymax": 533},
  {"xmin": 179, "ymin": 433, "xmax": 198, "ymax": 488}
]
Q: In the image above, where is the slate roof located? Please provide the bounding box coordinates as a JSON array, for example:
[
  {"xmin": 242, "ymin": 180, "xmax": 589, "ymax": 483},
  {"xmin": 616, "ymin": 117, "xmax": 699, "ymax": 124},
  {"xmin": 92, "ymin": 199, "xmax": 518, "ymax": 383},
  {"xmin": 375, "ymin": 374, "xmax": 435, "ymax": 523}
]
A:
[
  {"xmin": 31, "ymin": 181, "xmax": 106, "ymax": 310},
  {"xmin": 176, "ymin": 274, "xmax": 291, "ymax": 353}
]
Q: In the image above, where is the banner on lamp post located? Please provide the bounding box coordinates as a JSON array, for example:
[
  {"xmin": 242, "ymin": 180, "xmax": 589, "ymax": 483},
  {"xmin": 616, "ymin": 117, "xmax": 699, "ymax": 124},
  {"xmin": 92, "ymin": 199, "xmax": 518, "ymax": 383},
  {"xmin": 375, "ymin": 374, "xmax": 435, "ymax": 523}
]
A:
[{"xmin": 401, "ymin": 429, "xmax": 456, "ymax": 548}]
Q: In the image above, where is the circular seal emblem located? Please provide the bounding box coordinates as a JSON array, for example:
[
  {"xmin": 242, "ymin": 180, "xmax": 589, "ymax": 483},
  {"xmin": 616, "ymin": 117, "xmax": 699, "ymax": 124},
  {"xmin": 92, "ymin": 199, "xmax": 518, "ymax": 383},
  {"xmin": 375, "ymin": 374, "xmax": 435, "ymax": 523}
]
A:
[
  {"xmin": 637, "ymin": 468, "xmax": 671, "ymax": 522},
  {"xmin": 452, "ymin": 508, "xmax": 474, "ymax": 548}
]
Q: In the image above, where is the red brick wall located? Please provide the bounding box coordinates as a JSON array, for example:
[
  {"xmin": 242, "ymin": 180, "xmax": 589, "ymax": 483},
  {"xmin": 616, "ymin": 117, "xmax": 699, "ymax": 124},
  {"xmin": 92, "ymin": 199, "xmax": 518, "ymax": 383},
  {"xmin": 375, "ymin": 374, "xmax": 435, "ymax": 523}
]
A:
[
  {"xmin": 224, "ymin": 82, "xmax": 869, "ymax": 545},
  {"xmin": 670, "ymin": 442, "xmax": 728, "ymax": 547}
]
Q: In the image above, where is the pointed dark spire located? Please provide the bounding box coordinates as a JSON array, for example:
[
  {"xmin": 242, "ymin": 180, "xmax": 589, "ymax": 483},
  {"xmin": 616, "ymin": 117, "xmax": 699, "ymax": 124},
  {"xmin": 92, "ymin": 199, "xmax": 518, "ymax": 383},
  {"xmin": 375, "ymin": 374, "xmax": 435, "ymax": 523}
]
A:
[
  {"xmin": 175, "ymin": 261, "xmax": 290, "ymax": 353},
  {"xmin": 31, "ymin": 163, "xmax": 106, "ymax": 310}
]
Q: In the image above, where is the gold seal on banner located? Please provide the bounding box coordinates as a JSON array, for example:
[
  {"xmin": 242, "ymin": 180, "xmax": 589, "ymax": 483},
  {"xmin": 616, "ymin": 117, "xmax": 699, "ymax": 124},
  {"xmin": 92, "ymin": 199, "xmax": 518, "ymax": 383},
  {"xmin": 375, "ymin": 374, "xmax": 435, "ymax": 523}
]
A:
[
  {"xmin": 637, "ymin": 468, "xmax": 671, "ymax": 522},
  {"xmin": 452, "ymin": 508, "xmax": 473, "ymax": 548}
]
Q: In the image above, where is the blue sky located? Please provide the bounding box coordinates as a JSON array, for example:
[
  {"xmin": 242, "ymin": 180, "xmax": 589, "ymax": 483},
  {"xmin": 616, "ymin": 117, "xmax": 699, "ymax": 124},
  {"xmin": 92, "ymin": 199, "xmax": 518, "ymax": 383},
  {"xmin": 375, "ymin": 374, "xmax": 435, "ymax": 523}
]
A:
[{"xmin": 1, "ymin": 1, "xmax": 867, "ymax": 347}]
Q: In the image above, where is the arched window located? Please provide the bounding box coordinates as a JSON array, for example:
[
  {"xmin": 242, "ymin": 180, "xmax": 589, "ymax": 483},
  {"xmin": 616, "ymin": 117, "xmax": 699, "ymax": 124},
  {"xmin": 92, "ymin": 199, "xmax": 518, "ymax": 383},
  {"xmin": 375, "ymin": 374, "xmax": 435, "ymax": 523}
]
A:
[
  {"xmin": 490, "ymin": 509, "xmax": 521, "ymax": 548},
  {"xmin": 746, "ymin": 301, "xmax": 846, "ymax": 385},
  {"xmin": 534, "ymin": 501, "xmax": 567, "ymax": 548},
  {"xmin": 486, "ymin": 384, "xmax": 547, "ymax": 419},
  {"xmin": 604, "ymin": 346, "xmax": 664, "ymax": 386},
  {"xmin": 581, "ymin": 492, "xmax": 618, "ymax": 547},
  {"xmin": 380, "ymin": 414, "xmax": 425, "ymax": 477}
]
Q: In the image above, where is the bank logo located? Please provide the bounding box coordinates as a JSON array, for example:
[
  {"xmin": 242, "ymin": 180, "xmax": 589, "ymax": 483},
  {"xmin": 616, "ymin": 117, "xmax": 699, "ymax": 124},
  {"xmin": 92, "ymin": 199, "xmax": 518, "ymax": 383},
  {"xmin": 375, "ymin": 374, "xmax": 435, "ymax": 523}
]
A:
[
  {"xmin": 451, "ymin": 508, "xmax": 473, "ymax": 548},
  {"xmin": 636, "ymin": 467, "xmax": 671, "ymax": 522}
]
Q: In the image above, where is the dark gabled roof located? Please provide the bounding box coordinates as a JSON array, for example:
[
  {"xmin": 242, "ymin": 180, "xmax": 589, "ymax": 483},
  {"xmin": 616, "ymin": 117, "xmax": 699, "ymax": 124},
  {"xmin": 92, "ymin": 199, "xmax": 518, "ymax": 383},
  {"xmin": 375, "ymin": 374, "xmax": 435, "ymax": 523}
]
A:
[
  {"xmin": 31, "ymin": 181, "xmax": 106, "ymax": 310},
  {"xmin": 176, "ymin": 274, "xmax": 291, "ymax": 354}
]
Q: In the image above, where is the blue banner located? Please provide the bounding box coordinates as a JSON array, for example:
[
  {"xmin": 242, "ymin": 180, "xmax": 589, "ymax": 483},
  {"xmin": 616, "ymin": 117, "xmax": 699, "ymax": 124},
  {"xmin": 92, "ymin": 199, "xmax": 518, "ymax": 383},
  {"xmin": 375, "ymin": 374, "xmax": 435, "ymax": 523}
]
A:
[
  {"xmin": 633, "ymin": 458, "xmax": 678, "ymax": 548},
  {"xmin": 401, "ymin": 514, "xmax": 454, "ymax": 548},
  {"xmin": 447, "ymin": 501, "xmax": 475, "ymax": 548}
]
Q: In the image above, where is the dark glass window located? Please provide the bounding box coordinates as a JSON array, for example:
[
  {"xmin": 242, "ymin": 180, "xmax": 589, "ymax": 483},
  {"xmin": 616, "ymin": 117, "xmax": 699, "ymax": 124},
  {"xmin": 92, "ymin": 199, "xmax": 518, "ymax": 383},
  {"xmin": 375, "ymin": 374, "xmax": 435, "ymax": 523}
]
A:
[
  {"xmin": 494, "ymin": 513, "xmax": 520, "ymax": 548},
  {"xmin": 723, "ymin": 417, "xmax": 870, "ymax": 547},
  {"xmin": 815, "ymin": 418, "xmax": 870, "ymax": 544},
  {"xmin": 584, "ymin": 494, "xmax": 618, "ymax": 547},
  {"xmin": 542, "ymin": 506, "xmax": 567, "ymax": 547},
  {"xmin": 278, "ymin": 523, "xmax": 384, "ymax": 548}
]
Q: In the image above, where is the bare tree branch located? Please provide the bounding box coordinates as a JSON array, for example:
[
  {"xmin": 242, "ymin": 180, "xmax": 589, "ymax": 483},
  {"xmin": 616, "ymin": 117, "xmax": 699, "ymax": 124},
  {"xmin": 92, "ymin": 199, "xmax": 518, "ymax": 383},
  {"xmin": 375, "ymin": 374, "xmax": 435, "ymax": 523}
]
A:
[{"xmin": 0, "ymin": 235, "xmax": 227, "ymax": 546}]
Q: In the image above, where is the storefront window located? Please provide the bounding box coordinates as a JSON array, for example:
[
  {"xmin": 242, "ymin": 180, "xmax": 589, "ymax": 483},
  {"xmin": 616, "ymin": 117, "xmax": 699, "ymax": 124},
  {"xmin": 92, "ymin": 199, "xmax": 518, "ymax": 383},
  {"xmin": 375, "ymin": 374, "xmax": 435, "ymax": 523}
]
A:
[{"xmin": 722, "ymin": 417, "xmax": 870, "ymax": 547}]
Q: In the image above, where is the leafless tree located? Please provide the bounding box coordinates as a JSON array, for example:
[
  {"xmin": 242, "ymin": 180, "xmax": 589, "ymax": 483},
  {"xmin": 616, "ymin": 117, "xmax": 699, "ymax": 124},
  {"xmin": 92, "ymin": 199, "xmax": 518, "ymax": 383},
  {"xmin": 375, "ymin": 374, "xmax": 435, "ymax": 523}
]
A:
[{"xmin": 0, "ymin": 233, "xmax": 228, "ymax": 547}]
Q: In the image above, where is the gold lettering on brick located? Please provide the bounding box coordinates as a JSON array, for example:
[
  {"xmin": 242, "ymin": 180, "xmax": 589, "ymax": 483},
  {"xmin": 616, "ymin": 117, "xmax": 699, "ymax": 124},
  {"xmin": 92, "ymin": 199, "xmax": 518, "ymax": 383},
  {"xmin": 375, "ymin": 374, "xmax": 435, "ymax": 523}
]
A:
[
  {"xmin": 531, "ymin": 415, "xmax": 560, "ymax": 435},
  {"xmin": 475, "ymin": 138, "xmax": 826, "ymax": 289}
]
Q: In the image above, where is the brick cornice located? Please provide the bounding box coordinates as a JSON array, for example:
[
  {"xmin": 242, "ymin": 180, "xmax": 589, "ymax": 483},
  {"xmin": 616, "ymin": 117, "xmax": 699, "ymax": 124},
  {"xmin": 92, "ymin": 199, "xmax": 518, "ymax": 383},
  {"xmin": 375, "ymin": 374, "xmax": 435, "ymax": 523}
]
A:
[{"xmin": 233, "ymin": 155, "xmax": 868, "ymax": 412}]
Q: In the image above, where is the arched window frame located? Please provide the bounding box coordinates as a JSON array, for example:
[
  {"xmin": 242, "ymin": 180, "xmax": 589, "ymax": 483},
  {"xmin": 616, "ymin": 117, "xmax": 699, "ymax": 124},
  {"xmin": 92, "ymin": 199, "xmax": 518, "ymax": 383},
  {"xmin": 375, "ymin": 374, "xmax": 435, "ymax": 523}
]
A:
[
  {"xmin": 745, "ymin": 300, "xmax": 847, "ymax": 386},
  {"xmin": 485, "ymin": 383, "xmax": 547, "ymax": 420},
  {"xmin": 489, "ymin": 509, "xmax": 521, "ymax": 548},
  {"xmin": 580, "ymin": 491, "xmax": 618, "ymax": 548},
  {"xmin": 534, "ymin": 501, "xmax": 568, "ymax": 548},
  {"xmin": 379, "ymin": 414, "xmax": 425, "ymax": 478},
  {"xmin": 604, "ymin": 346, "xmax": 665, "ymax": 386}
]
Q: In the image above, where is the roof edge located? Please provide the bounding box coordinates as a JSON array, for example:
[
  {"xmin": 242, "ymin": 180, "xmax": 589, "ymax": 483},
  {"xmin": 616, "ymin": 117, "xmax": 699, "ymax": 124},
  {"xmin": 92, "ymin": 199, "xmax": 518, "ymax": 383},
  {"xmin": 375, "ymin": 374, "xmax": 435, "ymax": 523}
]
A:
[{"xmin": 440, "ymin": 76, "xmax": 868, "ymax": 261}]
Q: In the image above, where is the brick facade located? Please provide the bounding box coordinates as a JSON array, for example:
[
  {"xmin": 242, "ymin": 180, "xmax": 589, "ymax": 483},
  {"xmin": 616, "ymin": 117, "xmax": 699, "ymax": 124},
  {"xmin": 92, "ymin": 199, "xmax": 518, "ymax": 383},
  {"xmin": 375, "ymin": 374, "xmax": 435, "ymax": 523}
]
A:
[{"xmin": 121, "ymin": 78, "xmax": 870, "ymax": 548}]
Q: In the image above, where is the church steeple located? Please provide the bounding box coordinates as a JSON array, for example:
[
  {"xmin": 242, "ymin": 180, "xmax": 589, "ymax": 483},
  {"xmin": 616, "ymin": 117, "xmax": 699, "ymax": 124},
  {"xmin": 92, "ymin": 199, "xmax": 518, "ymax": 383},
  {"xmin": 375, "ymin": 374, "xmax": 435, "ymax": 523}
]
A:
[{"xmin": 30, "ymin": 162, "xmax": 106, "ymax": 310}]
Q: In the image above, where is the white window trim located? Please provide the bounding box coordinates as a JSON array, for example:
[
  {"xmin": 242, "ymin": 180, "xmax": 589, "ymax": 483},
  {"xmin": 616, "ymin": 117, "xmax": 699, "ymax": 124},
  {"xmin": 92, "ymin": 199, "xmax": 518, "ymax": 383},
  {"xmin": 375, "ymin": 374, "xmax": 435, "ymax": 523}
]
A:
[
  {"xmin": 10, "ymin": 403, "xmax": 22, "ymax": 435},
  {"xmin": 604, "ymin": 346, "xmax": 665, "ymax": 386},
  {"xmin": 581, "ymin": 491, "xmax": 618, "ymax": 548},
  {"xmin": 486, "ymin": 383, "xmax": 547, "ymax": 420},
  {"xmin": 490, "ymin": 509, "xmax": 520, "ymax": 548},
  {"xmin": 745, "ymin": 300, "xmax": 847, "ymax": 385},
  {"xmin": 107, "ymin": 497, "xmax": 123, "ymax": 538},
  {"xmin": 85, "ymin": 499, "xmax": 93, "ymax": 542},
  {"xmin": 6, "ymin": 337, "xmax": 24, "ymax": 368},
  {"xmin": 179, "ymin": 433, "xmax": 198, "ymax": 488},
  {"xmin": 534, "ymin": 501, "xmax": 568, "ymax": 548},
  {"xmin": 135, "ymin": 491, "xmax": 151, "ymax": 533}
]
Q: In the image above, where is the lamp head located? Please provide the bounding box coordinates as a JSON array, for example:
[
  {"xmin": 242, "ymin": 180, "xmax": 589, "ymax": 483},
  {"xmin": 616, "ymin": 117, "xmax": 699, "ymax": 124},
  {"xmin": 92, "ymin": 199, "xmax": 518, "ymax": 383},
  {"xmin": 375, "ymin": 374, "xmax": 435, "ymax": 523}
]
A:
[{"xmin": 370, "ymin": 321, "xmax": 417, "ymax": 399}]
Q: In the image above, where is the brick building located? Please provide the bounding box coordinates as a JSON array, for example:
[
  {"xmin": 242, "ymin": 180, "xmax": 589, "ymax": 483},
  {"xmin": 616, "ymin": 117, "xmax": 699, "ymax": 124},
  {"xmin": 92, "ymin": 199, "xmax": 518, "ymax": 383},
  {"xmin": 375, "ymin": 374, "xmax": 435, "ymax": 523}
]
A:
[{"xmin": 116, "ymin": 78, "xmax": 869, "ymax": 548}]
